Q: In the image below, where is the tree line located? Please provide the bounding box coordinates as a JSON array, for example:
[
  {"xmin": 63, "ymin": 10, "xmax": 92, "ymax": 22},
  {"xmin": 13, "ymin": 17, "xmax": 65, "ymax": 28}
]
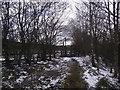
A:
[
  {"xmin": 1, "ymin": 1, "xmax": 67, "ymax": 67},
  {"xmin": 71, "ymin": 1, "xmax": 120, "ymax": 81}
]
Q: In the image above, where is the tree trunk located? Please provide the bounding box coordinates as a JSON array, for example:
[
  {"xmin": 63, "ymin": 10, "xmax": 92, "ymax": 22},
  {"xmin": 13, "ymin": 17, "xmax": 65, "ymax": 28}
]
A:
[{"xmin": 89, "ymin": 2, "xmax": 96, "ymax": 67}]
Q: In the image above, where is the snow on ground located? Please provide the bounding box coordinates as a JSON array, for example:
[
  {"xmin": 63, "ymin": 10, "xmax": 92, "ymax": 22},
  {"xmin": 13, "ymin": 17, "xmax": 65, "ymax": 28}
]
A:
[
  {"xmin": 37, "ymin": 61, "xmax": 48, "ymax": 64},
  {"xmin": 71, "ymin": 56, "xmax": 120, "ymax": 88},
  {"xmin": 2, "ymin": 57, "xmax": 72, "ymax": 88},
  {"xmin": 0, "ymin": 57, "xmax": 5, "ymax": 61},
  {"xmin": 16, "ymin": 76, "xmax": 27, "ymax": 83},
  {"xmin": 32, "ymin": 58, "xmax": 72, "ymax": 89},
  {"xmin": 2, "ymin": 82, "xmax": 14, "ymax": 88},
  {"xmin": 2, "ymin": 55, "xmax": 120, "ymax": 89},
  {"xmin": 83, "ymin": 69, "xmax": 98, "ymax": 87}
]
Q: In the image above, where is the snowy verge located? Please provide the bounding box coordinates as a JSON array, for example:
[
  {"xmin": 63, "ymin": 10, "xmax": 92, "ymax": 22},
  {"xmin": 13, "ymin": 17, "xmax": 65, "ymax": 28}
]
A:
[{"xmin": 72, "ymin": 56, "xmax": 119, "ymax": 88}]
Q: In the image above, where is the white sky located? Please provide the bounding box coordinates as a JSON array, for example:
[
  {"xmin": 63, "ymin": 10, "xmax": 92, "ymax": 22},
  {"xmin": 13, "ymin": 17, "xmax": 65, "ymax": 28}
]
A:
[
  {"xmin": 61, "ymin": 0, "xmax": 81, "ymax": 45},
  {"xmin": 62, "ymin": 0, "xmax": 81, "ymax": 25}
]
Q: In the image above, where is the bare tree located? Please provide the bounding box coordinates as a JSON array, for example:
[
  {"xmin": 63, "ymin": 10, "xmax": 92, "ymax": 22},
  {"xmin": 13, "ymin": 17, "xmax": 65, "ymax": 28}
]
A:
[{"xmin": 1, "ymin": 2, "xmax": 10, "ymax": 67}]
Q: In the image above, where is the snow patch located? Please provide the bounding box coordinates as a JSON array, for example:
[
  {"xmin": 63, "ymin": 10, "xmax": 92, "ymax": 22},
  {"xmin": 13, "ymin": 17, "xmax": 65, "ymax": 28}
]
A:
[
  {"xmin": 83, "ymin": 69, "xmax": 99, "ymax": 87},
  {"xmin": 73, "ymin": 56, "xmax": 119, "ymax": 88},
  {"xmin": 37, "ymin": 61, "xmax": 48, "ymax": 64},
  {"xmin": 38, "ymin": 76, "xmax": 44, "ymax": 80},
  {"xmin": 50, "ymin": 78, "xmax": 60, "ymax": 85},
  {"xmin": 63, "ymin": 57, "xmax": 71, "ymax": 62},
  {"xmin": 0, "ymin": 57, "xmax": 5, "ymax": 61},
  {"xmin": 16, "ymin": 76, "xmax": 27, "ymax": 83},
  {"xmin": 20, "ymin": 71, "xmax": 27, "ymax": 74},
  {"xmin": 8, "ymin": 74, "xmax": 13, "ymax": 79}
]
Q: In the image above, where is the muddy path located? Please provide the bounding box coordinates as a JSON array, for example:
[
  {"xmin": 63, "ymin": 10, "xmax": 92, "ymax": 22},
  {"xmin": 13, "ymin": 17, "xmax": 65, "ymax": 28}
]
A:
[{"xmin": 63, "ymin": 59, "xmax": 88, "ymax": 88}]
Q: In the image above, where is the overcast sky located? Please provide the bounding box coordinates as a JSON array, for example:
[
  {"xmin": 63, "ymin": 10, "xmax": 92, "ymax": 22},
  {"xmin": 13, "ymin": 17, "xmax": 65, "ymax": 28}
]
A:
[
  {"xmin": 60, "ymin": 0, "xmax": 81, "ymax": 45},
  {"xmin": 62, "ymin": 0, "xmax": 80, "ymax": 25}
]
